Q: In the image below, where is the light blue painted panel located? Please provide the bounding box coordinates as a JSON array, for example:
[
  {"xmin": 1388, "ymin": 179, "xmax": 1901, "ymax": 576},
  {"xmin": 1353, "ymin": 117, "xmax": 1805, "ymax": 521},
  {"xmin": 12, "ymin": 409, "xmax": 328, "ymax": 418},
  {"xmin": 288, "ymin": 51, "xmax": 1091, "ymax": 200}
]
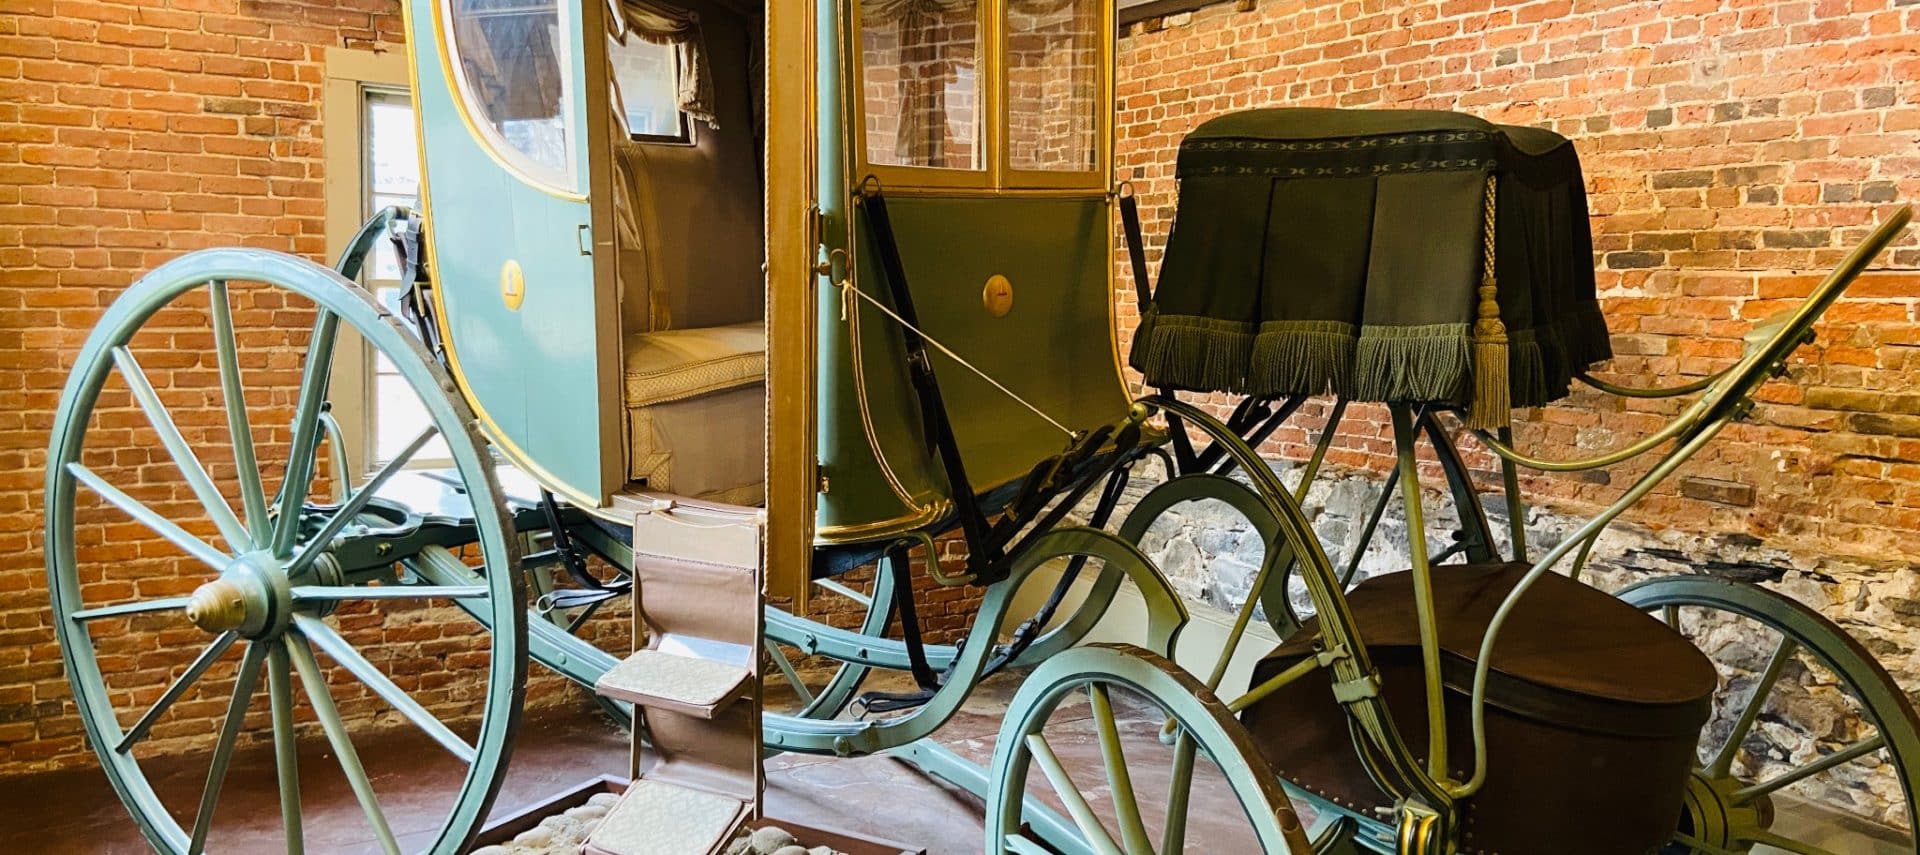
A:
[{"xmin": 403, "ymin": 0, "xmax": 620, "ymax": 505}]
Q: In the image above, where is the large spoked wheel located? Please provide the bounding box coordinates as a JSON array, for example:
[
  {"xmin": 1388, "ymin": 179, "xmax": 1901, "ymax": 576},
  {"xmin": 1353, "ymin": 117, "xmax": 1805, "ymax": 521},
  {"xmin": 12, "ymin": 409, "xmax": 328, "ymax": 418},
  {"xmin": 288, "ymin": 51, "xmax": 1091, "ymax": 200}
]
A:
[
  {"xmin": 46, "ymin": 248, "xmax": 524, "ymax": 854},
  {"xmin": 1619, "ymin": 576, "xmax": 1920, "ymax": 854},
  {"xmin": 986, "ymin": 643, "xmax": 1310, "ymax": 854}
]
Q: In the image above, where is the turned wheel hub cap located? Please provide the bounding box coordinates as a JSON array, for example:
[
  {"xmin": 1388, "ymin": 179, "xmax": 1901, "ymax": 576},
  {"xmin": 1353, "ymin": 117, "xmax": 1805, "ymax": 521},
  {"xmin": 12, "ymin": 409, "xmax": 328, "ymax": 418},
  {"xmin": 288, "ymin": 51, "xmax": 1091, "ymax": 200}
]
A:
[
  {"xmin": 184, "ymin": 553, "xmax": 290, "ymax": 639},
  {"xmin": 185, "ymin": 578, "xmax": 250, "ymax": 633}
]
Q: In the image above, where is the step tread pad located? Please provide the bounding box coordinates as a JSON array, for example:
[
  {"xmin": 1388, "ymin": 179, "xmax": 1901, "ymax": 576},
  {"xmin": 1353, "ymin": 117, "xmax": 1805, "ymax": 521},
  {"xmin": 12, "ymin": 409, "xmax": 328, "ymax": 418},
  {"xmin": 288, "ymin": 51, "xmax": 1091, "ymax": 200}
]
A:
[
  {"xmin": 594, "ymin": 647, "xmax": 749, "ymax": 713},
  {"xmin": 582, "ymin": 778, "xmax": 746, "ymax": 855}
]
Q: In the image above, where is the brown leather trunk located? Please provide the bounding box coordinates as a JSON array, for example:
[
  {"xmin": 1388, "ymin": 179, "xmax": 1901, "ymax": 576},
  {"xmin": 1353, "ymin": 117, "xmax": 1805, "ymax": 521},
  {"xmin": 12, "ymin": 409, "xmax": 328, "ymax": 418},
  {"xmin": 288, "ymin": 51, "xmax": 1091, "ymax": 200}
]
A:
[{"xmin": 1244, "ymin": 563, "xmax": 1717, "ymax": 855}]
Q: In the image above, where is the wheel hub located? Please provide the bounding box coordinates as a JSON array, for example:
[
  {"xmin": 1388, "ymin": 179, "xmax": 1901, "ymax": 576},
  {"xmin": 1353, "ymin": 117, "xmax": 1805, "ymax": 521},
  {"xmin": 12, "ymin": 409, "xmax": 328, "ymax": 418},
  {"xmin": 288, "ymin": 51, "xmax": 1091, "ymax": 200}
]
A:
[
  {"xmin": 1677, "ymin": 769, "xmax": 1773, "ymax": 851},
  {"xmin": 184, "ymin": 552, "xmax": 291, "ymax": 639},
  {"xmin": 184, "ymin": 578, "xmax": 249, "ymax": 633}
]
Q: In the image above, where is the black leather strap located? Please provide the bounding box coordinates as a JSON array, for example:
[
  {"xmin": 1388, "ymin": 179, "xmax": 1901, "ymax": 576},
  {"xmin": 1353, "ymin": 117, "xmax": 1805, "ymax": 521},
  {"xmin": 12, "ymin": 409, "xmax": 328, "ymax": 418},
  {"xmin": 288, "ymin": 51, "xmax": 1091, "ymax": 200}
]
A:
[
  {"xmin": 857, "ymin": 184, "xmax": 1000, "ymax": 573},
  {"xmin": 1119, "ymin": 188, "xmax": 1154, "ymax": 310}
]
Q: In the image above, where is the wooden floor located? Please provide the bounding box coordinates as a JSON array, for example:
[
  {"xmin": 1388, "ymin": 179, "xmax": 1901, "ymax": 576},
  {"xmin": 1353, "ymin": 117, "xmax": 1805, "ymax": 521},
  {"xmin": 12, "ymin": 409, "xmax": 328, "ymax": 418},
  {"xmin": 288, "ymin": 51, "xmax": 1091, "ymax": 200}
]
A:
[
  {"xmin": 0, "ymin": 670, "xmax": 1892, "ymax": 854},
  {"xmin": 0, "ymin": 671, "xmax": 1257, "ymax": 854}
]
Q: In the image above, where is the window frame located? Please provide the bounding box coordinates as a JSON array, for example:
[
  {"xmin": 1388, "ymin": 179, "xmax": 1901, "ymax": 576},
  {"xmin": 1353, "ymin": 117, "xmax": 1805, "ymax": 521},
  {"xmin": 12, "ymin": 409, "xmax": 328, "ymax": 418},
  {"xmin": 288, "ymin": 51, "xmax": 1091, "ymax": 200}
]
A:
[
  {"xmin": 324, "ymin": 48, "xmax": 455, "ymax": 480},
  {"xmin": 609, "ymin": 35, "xmax": 693, "ymax": 146},
  {"xmin": 998, "ymin": 0, "xmax": 1113, "ymax": 190},
  {"xmin": 435, "ymin": 0, "xmax": 585, "ymax": 196},
  {"xmin": 848, "ymin": 0, "xmax": 1111, "ymax": 193}
]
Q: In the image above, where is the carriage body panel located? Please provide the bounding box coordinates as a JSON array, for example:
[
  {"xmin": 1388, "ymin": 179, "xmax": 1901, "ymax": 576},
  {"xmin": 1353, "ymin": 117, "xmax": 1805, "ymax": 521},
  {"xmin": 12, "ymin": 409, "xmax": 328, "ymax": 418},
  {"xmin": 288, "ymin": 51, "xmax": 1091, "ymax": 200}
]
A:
[
  {"xmin": 816, "ymin": 194, "xmax": 1129, "ymax": 541},
  {"xmin": 402, "ymin": 0, "xmax": 626, "ymax": 507},
  {"xmin": 813, "ymin": 0, "xmax": 1125, "ymax": 545}
]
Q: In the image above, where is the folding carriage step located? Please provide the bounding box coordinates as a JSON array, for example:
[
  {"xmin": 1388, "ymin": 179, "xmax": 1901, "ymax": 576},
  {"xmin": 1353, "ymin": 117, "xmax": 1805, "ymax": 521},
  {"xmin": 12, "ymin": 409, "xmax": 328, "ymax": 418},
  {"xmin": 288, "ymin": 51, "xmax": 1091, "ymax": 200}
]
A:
[
  {"xmin": 580, "ymin": 777, "xmax": 749, "ymax": 855},
  {"xmin": 593, "ymin": 647, "xmax": 752, "ymax": 719}
]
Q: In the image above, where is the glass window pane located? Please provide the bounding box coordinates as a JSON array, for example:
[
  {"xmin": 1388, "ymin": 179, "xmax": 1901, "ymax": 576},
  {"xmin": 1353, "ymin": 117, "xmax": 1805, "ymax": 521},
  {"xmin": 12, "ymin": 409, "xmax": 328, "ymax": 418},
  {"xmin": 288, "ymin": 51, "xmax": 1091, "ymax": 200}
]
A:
[
  {"xmin": 376, "ymin": 372, "xmax": 452, "ymax": 463},
  {"xmin": 371, "ymin": 287, "xmax": 450, "ymax": 464},
  {"xmin": 1007, "ymin": 0, "xmax": 1100, "ymax": 172},
  {"xmin": 609, "ymin": 36, "xmax": 683, "ymax": 138},
  {"xmin": 446, "ymin": 0, "xmax": 574, "ymax": 185},
  {"xmin": 365, "ymin": 94, "xmax": 419, "ymax": 282},
  {"xmin": 860, "ymin": 0, "xmax": 982, "ymax": 170}
]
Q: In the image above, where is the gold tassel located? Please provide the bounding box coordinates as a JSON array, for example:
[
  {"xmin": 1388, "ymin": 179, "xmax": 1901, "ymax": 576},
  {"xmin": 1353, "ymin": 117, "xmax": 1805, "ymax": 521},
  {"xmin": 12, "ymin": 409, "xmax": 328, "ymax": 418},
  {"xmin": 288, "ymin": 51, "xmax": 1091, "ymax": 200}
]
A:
[
  {"xmin": 1469, "ymin": 280, "xmax": 1510, "ymax": 430},
  {"xmin": 1468, "ymin": 173, "xmax": 1509, "ymax": 431}
]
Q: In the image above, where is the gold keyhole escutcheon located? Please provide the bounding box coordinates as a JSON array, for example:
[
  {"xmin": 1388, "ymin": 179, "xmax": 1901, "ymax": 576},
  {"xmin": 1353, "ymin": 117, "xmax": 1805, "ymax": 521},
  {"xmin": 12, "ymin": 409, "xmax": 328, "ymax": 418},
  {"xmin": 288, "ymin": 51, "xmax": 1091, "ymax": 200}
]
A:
[
  {"xmin": 982, "ymin": 274, "xmax": 1013, "ymax": 318},
  {"xmin": 500, "ymin": 259, "xmax": 525, "ymax": 311}
]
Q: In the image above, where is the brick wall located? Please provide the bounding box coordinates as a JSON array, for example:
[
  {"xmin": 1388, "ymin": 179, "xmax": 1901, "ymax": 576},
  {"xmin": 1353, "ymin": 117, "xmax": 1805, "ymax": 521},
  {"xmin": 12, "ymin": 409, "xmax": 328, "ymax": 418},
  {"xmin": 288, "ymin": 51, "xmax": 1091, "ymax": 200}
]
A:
[
  {"xmin": 861, "ymin": 6, "xmax": 983, "ymax": 169},
  {"xmin": 1117, "ymin": 0, "xmax": 1920, "ymax": 552},
  {"xmin": 0, "ymin": 0, "xmax": 627, "ymax": 776},
  {"xmin": 1113, "ymin": 0, "xmax": 1920, "ymax": 825}
]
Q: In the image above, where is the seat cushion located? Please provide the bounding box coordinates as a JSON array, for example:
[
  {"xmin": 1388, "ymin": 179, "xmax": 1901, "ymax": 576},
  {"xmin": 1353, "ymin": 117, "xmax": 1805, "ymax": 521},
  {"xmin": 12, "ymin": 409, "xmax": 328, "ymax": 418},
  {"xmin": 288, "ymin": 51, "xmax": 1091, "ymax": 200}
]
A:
[
  {"xmin": 623, "ymin": 322, "xmax": 766, "ymax": 503},
  {"xmin": 624, "ymin": 321, "xmax": 765, "ymax": 407}
]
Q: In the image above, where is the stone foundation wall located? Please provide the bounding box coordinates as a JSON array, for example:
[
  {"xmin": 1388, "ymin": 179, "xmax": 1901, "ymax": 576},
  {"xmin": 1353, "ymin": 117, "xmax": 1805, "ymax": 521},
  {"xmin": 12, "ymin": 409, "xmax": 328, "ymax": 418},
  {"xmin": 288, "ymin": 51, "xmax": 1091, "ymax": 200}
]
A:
[{"xmin": 1125, "ymin": 456, "xmax": 1916, "ymax": 829}]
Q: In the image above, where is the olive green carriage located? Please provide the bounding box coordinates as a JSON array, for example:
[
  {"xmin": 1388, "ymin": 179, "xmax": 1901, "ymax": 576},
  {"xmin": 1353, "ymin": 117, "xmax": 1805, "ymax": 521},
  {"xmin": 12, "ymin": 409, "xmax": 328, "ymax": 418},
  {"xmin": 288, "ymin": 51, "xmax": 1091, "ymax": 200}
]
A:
[{"xmin": 980, "ymin": 110, "xmax": 1920, "ymax": 854}]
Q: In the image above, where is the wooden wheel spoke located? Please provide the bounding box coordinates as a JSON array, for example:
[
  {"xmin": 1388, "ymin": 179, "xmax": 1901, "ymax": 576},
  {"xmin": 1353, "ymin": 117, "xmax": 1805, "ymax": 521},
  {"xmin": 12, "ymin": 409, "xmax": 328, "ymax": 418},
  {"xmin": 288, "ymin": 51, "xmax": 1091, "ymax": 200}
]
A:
[
  {"xmin": 117, "ymin": 631, "xmax": 239, "ymax": 753},
  {"xmin": 289, "ymin": 584, "xmax": 488, "ymax": 603},
  {"xmin": 284, "ymin": 426, "xmax": 437, "ymax": 577},
  {"xmin": 765, "ymin": 640, "xmax": 816, "ymax": 706},
  {"xmin": 69, "ymin": 463, "xmax": 228, "ymax": 571},
  {"xmin": 1710, "ymin": 634, "xmax": 1798, "ymax": 777},
  {"xmin": 187, "ymin": 641, "xmax": 264, "ymax": 855},
  {"xmin": 266, "ymin": 643, "xmax": 304, "ymax": 855},
  {"xmin": 269, "ymin": 311, "xmax": 340, "ymax": 558},
  {"xmin": 294, "ymin": 615, "xmax": 476, "ymax": 763},
  {"xmin": 1732, "ymin": 734, "xmax": 1886, "ymax": 805},
  {"xmin": 69, "ymin": 595, "xmax": 192, "ymax": 623},
  {"xmin": 286, "ymin": 633, "xmax": 401, "ymax": 855},
  {"xmin": 1087, "ymin": 684, "xmax": 1155, "ymax": 855},
  {"xmin": 111, "ymin": 346, "xmax": 253, "ymax": 553},
  {"xmin": 1160, "ymin": 730, "xmax": 1197, "ymax": 855},
  {"xmin": 209, "ymin": 280, "xmax": 270, "ymax": 545},
  {"xmin": 1025, "ymin": 732, "xmax": 1126, "ymax": 855}
]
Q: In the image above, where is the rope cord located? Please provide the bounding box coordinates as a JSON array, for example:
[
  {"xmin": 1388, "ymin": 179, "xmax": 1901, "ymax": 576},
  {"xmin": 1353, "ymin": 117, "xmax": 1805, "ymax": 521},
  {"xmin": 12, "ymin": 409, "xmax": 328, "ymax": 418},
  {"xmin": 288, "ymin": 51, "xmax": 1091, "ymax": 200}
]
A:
[
  {"xmin": 1481, "ymin": 174, "xmax": 1497, "ymax": 281},
  {"xmin": 840, "ymin": 279, "xmax": 1077, "ymax": 439}
]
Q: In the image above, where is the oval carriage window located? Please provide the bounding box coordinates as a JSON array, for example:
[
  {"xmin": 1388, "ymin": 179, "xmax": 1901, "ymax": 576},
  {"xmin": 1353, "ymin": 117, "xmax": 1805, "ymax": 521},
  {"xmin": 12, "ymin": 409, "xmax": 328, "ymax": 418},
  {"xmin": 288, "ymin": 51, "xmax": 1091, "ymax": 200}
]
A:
[
  {"xmin": 445, "ymin": 0, "xmax": 576, "ymax": 186},
  {"xmin": 1006, "ymin": 0, "xmax": 1099, "ymax": 172},
  {"xmin": 860, "ymin": 0, "xmax": 983, "ymax": 171}
]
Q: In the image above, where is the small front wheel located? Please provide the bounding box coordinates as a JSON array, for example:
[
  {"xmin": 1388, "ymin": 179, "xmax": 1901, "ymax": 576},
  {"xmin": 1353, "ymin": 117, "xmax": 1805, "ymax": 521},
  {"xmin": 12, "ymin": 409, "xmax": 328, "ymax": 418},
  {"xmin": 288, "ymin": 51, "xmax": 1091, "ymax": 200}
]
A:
[
  {"xmin": 1620, "ymin": 576, "xmax": 1920, "ymax": 854},
  {"xmin": 986, "ymin": 643, "xmax": 1311, "ymax": 854}
]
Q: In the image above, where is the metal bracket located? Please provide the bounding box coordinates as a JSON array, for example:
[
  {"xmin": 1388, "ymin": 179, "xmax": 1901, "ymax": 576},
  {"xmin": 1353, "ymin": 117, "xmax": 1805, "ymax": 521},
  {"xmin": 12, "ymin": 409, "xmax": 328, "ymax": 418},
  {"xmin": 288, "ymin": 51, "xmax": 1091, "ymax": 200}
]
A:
[
  {"xmin": 1331, "ymin": 670, "xmax": 1381, "ymax": 703},
  {"xmin": 1314, "ymin": 642, "xmax": 1352, "ymax": 668}
]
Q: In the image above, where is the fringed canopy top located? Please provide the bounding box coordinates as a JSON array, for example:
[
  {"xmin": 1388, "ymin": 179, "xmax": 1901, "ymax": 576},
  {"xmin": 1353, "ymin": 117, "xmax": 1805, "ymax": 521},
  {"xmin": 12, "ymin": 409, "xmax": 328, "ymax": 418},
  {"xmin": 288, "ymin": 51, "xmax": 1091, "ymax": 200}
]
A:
[{"xmin": 1130, "ymin": 108, "xmax": 1612, "ymax": 409}]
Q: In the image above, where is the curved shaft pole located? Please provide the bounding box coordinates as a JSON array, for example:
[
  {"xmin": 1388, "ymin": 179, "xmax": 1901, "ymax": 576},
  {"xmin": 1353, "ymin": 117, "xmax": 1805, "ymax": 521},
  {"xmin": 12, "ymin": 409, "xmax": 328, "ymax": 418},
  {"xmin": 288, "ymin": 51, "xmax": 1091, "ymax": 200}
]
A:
[
  {"xmin": 333, "ymin": 205, "xmax": 412, "ymax": 281},
  {"xmin": 1576, "ymin": 368, "xmax": 1725, "ymax": 399},
  {"xmin": 1140, "ymin": 395, "xmax": 1456, "ymax": 814},
  {"xmin": 1484, "ymin": 207, "xmax": 1910, "ymax": 474},
  {"xmin": 762, "ymin": 526, "xmax": 1189, "ymax": 757},
  {"xmin": 1472, "ymin": 396, "xmax": 1709, "ymax": 472}
]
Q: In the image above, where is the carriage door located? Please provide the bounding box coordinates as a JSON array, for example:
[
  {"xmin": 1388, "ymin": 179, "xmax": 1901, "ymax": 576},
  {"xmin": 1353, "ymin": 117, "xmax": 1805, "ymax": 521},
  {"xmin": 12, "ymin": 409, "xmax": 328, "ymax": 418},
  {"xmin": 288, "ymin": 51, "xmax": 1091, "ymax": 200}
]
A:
[
  {"xmin": 402, "ymin": 0, "xmax": 623, "ymax": 506},
  {"xmin": 819, "ymin": 0, "xmax": 1118, "ymax": 530}
]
